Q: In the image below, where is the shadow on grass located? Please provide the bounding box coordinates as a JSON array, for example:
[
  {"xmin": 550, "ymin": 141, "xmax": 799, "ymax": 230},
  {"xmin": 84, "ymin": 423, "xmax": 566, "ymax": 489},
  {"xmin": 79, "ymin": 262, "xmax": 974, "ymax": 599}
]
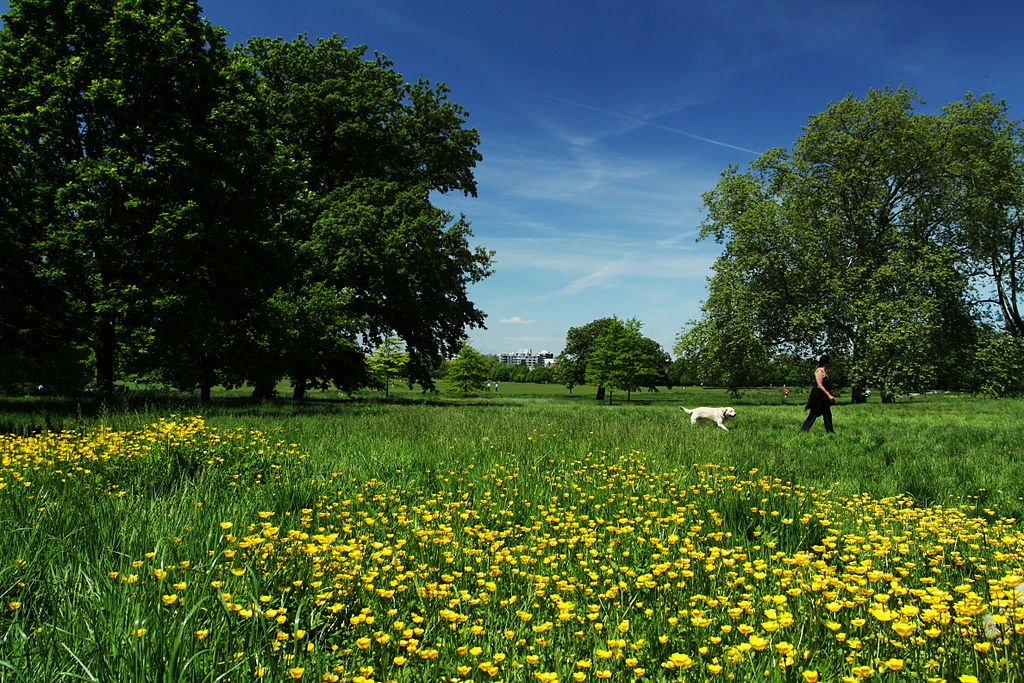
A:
[{"xmin": 0, "ymin": 391, "xmax": 529, "ymax": 433}]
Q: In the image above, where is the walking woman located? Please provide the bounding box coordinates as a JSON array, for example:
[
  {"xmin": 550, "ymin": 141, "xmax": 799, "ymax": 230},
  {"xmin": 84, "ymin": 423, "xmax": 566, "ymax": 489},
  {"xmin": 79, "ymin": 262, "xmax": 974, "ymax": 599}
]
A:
[{"xmin": 801, "ymin": 355, "xmax": 836, "ymax": 433}]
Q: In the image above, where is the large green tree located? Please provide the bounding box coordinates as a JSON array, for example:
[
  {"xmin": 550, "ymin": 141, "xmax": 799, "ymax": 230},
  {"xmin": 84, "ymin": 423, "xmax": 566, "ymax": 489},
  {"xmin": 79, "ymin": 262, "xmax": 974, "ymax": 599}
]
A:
[
  {"xmin": 694, "ymin": 87, "xmax": 981, "ymax": 402},
  {"xmin": 0, "ymin": 0, "xmax": 236, "ymax": 402},
  {"xmin": 237, "ymin": 36, "xmax": 492, "ymax": 397}
]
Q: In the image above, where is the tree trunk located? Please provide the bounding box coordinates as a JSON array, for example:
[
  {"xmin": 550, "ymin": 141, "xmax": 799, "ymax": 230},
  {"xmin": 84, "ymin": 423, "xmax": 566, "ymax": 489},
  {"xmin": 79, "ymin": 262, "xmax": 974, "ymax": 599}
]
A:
[
  {"xmin": 251, "ymin": 378, "xmax": 277, "ymax": 399},
  {"xmin": 292, "ymin": 376, "xmax": 308, "ymax": 401},
  {"xmin": 96, "ymin": 315, "xmax": 116, "ymax": 406},
  {"xmin": 199, "ymin": 357, "xmax": 215, "ymax": 403},
  {"xmin": 596, "ymin": 386, "xmax": 605, "ymax": 401},
  {"xmin": 850, "ymin": 385, "xmax": 867, "ymax": 403}
]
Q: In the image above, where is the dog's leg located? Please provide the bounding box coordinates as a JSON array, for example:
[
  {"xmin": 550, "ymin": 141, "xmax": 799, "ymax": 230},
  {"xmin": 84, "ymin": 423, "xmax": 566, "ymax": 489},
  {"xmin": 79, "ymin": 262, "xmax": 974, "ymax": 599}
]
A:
[{"xmin": 717, "ymin": 420, "xmax": 729, "ymax": 431}]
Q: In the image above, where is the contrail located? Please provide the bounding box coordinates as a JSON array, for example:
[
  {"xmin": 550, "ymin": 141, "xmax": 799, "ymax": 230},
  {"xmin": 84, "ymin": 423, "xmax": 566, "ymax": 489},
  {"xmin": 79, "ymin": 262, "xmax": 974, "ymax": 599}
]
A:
[{"xmin": 541, "ymin": 94, "xmax": 758, "ymax": 155}]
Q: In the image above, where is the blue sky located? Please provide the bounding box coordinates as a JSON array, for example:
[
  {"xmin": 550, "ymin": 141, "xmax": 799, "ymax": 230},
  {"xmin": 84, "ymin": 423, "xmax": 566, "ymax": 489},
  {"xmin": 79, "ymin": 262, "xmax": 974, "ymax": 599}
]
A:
[{"xmin": 6, "ymin": 1, "xmax": 1024, "ymax": 356}]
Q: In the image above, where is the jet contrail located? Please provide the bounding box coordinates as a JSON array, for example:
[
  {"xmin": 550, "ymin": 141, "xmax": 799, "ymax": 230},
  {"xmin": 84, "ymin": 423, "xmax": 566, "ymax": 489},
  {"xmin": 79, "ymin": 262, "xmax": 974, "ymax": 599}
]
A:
[{"xmin": 542, "ymin": 94, "xmax": 758, "ymax": 155}]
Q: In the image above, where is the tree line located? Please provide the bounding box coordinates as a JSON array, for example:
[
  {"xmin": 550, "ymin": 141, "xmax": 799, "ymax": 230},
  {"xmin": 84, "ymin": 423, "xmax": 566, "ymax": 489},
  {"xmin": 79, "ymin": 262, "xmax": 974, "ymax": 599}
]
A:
[
  {"xmin": 677, "ymin": 87, "xmax": 1024, "ymax": 401},
  {"xmin": 0, "ymin": 0, "xmax": 491, "ymax": 402}
]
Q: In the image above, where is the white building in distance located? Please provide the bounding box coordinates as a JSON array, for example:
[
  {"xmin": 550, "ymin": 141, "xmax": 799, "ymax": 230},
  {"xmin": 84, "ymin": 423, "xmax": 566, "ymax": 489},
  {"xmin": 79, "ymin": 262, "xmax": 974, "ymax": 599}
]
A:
[{"xmin": 498, "ymin": 349, "xmax": 555, "ymax": 368}]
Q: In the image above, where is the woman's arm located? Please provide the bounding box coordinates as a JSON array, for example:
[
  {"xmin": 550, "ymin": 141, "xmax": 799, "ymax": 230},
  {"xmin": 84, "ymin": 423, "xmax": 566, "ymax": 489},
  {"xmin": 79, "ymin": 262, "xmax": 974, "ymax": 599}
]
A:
[{"xmin": 815, "ymin": 368, "xmax": 834, "ymax": 400}]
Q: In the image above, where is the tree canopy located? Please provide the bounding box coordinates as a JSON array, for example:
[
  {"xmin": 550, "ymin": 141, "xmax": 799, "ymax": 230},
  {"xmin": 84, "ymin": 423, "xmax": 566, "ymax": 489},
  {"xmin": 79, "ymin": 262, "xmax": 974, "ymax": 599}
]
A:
[
  {"xmin": 0, "ymin": 3, "xmax": 492, "ymax": 400},
  {"xmin": 687, "ymin": 86, "xmax": 1024, "ymax": 400},
  {"xmin": 559, "ymin": 317, "xmax": 669, "ymax": 402}
]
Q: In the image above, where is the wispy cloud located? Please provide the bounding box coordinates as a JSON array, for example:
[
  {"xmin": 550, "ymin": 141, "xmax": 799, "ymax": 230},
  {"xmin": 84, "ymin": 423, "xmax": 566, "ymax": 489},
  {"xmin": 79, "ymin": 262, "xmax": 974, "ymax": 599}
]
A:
[
  {"xmin": 541, "ymin": 94, "xmax": 759, "ymax": 155},
  {"xmin": 500, "ymin": 316, "xmax": 536, "ymax": 325}
]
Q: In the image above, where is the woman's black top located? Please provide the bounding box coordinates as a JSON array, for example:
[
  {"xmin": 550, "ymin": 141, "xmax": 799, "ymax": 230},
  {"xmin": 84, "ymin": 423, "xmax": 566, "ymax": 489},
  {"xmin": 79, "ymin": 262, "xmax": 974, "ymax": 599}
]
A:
[{"xmin": 805, "ymin": 372, "xmax": 833, "ymax": 411}]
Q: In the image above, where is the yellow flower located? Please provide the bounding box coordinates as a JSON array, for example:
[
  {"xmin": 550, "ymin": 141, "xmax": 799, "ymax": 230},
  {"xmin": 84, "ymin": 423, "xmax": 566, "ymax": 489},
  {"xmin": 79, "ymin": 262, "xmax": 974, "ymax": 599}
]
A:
[
  {"xmin": 617, "ymin": 620, "xmax": 630, "ymax": 633},
  {"xmin": 534, "ymin": 673, "xmax": 558, "ymax": 683},
  {"xmin": 851, "ymin": 665, "xmax": 873, "ymax": 678},
  {"xmin": 748, "ymin": 635, "xmax": 769, "ymax": 651},
  {"xmin": 356, "ymin": 637, "xmax": 371, "ymax": 649},
  {"xmin": 161, "ymin": 594, "xmax": 178, "ymax": 605},
  {"xmin": 287, "ymin": 668, "xmax": 304, "ymax": 679},
  {"xmin": 666, "ymin": 653, "xmax": 693, "ymax": 668},
  {"xmin": 958, "ymin": 677, "xmax": 979, "ymax": 683},
  {"xmin": 8, "ymin": 602, "xmax": 21, "ymax": 610},
  {"xmin": 194, "ymin": 629, "xmax": 209, "ymax": 640},
  {"xmin": 393, "ymin": 656, "xmax": 407, "ymax": 666},
  {"xmin": 884, "ymin": 659, "xmax": 904, "ymax": 672},
  {"xmin": 131, "ymin": 628, "xmax": 148, "ymax": 638},
  {"xmin": 802, "ymin": 672, "xmax": 819, "ymax": 683},
  {"xmin": 891, "ymin": 621, "xmax": 915, "ymax": 637},
  {"xmin": 219, "ymin": 522, "xmax": 233, "ymax": 530},
  {"xmin": 572, "ymin": 674, "xmax": 586, "ymax": 682},
  {"xmin": 775, "ymin": 641, "xmax": 794, "ymax": 655}
]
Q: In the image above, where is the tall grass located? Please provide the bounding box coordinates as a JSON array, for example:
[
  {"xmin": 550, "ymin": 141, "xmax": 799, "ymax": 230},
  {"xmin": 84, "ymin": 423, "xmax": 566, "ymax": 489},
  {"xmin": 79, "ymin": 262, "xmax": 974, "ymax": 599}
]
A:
[{"xmin": 1, "ymin": 389, "xmax": 1022, "ymax": 681}]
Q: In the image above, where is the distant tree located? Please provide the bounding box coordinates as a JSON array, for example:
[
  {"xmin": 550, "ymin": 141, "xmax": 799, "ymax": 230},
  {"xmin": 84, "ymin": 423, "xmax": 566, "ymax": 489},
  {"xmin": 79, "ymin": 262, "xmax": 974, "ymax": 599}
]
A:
[
  {"xmin": 367, "ymin": 335, "xmax": 409, "ymax": 397},
  {"xmin": 585, "ymin": 317, "xmax": 666, "ymax": 403},
  {"xmin": 511, "ymin": 365, "xmax": 531, "ymax": 383},
  {"xmin": 490, "ymin": 363, "xmax": 516, "ymax": 382},
  {"xmin": 529, "ymin": 365, "xmax": 554, "ymax": 384},
  {"xmin": 675, "ymin": 310, "xmax": 770, "ymax": 397},
  {"xmin": 634, "ymin": 336, "xmax": 672, "ymax": 390},
  {"xmin": 442, "ymin": 342, "xmax": 490, "ymax": 395},
  {"xmin": 558, "ymin": 318, "xmax": 617, "ymax": 400},
  {"xmin": 970, "ymin": 330, "xmax": 1024, "ymax": 397}
]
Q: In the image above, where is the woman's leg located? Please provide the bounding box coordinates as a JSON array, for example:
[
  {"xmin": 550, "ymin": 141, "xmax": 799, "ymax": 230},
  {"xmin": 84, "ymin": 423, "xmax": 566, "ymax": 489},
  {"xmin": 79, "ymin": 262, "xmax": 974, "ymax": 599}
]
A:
[
  {"xmin": 822, "ymin": 406, "xmax": 834, "ymax": 433},
  {"xmin": 801, "ymin": 410, "xmax": 819, "ymax": 432}
]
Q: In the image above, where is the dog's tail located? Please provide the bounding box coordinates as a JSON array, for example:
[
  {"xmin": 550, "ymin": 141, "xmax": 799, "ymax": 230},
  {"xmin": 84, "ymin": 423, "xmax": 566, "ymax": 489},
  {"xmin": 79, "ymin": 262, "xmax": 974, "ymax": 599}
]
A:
[{"xmin": 679, "ymin": 407, "xmax": 693, "ymax": 414}]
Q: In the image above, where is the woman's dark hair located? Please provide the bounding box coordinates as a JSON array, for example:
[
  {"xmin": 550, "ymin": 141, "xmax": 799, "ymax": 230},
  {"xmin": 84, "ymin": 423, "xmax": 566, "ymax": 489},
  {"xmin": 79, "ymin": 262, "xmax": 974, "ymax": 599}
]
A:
[{"xmin": 818, "ymin": 355, "xmax": 831, "ymax": 366}]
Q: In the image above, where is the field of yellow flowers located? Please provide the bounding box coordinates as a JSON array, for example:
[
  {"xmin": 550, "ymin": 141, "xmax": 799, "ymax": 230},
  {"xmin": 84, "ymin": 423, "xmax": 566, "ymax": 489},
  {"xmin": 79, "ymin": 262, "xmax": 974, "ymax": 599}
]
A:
[{"xmin": 2, "ymin": 399, "xmax": 1024, "ymax": 682}]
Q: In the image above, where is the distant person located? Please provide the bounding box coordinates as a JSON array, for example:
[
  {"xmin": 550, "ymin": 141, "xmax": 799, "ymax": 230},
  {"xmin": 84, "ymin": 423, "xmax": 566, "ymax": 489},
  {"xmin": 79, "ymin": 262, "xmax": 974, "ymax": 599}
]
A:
[
  {"xmin": 801, "ymin": 355, "xmax": 836, "ymax": 433},
  {"xmin": 783, "ymin": 386, "xmax": 790, "ymax": 401},
  {"xmin": 494, "ymin": 382, "xmax": 499, "ymax": 392}
]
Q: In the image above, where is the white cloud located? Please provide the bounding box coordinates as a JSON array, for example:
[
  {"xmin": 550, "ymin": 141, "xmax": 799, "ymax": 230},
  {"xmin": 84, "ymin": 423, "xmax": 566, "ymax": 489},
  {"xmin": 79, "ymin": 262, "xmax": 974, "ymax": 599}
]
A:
[{"xmin": 500, "ymin": 316, "xmax": 536, "ymax": 325}]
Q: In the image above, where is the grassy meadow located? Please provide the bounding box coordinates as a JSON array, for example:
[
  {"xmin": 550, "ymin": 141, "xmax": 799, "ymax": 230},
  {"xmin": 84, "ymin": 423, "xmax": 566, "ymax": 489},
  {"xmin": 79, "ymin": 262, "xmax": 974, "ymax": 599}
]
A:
[{"xmin": 1, "ymin": 385, "xmax": 1023, "ymax": 682}]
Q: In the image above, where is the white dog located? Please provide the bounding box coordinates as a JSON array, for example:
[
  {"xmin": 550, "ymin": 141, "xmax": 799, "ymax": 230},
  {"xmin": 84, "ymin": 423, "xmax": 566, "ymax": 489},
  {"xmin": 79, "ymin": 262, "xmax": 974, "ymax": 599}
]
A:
[{"xmin": 680, "ymin": 406, "xmax": 736, "ymax": 431}]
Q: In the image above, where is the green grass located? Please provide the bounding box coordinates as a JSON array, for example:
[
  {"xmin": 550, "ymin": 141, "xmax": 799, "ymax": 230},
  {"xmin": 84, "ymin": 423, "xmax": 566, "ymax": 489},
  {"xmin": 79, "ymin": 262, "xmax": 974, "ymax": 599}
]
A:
[{"xmin": 1, "ymin": 387, "xmax": 1023, "ymax": 681}]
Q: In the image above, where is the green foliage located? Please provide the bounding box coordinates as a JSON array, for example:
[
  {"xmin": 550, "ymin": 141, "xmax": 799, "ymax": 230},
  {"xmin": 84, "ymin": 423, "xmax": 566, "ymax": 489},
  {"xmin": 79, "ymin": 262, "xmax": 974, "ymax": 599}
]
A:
[
  {"xmin": 556, "ymin": 317, "xmax": 617, "ymax": 397},
  {"xmin": 0, "ymin": 0, "xmax": 235, "ymax": 402},
  {"xmin": 236, "ymin": 37, "xmax": 493, "ymax": 391},
  {"xmin": 971, "ymin": 331, "xmax": 1024, "ymax": 397},
  {"xmin": 693, "ymin": 86, "xmax": 996, "ymax": 401},
  {"xmin": 0, "ymin": 15, "xmax": 492, "ymax": 400},
  {"xmin": 585, "ymin": 316, "xmax": 668, "ymax": 402},
  {"xmin": 441, "ymin": 341, "xmax": 490, "ymax": 395},
  {"xmin": 366, "ymin": 336, "xmax": 409, "ymax": 397}
]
